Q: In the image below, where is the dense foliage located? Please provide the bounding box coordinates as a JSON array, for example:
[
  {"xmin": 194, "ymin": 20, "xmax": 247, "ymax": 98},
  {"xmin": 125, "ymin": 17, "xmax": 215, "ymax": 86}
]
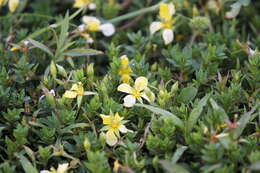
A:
[{"xmin": 0, "ymin": 0, "xmax": 260, "ymax": 172}]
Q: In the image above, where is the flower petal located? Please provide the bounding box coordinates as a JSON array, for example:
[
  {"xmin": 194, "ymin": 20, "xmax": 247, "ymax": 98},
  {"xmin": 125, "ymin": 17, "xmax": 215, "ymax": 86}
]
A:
[
  {"xmin": 141, "ymin": 92, "xmax": 151, "ymax": 102},
  {"xmin": 114, "ymin": 112, "xmax": 123, "ymax": 122},
  {"xmin": 63, "ymin": 91, "xmax": 77, "ymax": 98},
  {"xmin": 106, "ymin": 130, "xmax": 118, "ymax": 146},
  {"xmin": 150, "ymin": 22, "xmax": 163, "ymax": 34},
  {"xmin": 88, "ymin": 3, "xmax": 96, "ymax": 10},
  {"xmin": 8, "ymin": 0, "xmax": 19, "ymax": 13},
  {"xmin": 159, "ymin": 3, "xmax": 175, "ymax": 21},
  {"xmin": 117, "ymin": 83, "xmax": 133, "ymax": 94},
  {"xmin": 40, "ymin": 171, "xmax": 51, "ymax": 173},
  {"xmin": 123, "ymin": 95, "xmax": 136, "ymax": 107},
  {"xmin": 57, "ymin": 163, "xmax": 69, "ymax": 173},
  {"xmin": 100, "ymin": 114, "xmax": 112, "ymax": 125},
  {"xmin": 162, "ymin": 29, "xmax": 174, "ymax": 45},
  {"xmin": 119, "ymin": 125, "xmax": 128, "ymax": 133},
  {"xmin": 134, "ymin": 77, "xmax": 148, "ymax": 91},
  {"xmin": 100, "ymin": 23, "xmax": 115, "ymax": 37}
]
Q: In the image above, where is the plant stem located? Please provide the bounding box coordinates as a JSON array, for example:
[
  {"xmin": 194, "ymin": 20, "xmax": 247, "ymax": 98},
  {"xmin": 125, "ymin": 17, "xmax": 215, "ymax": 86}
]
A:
[
  {"xmin": 23, "ymin": 8, "xmax": 83, "ymax": 41},
  {"xmin": 108, "ymin": 0, "xmax": 167, "ymax": 24}
]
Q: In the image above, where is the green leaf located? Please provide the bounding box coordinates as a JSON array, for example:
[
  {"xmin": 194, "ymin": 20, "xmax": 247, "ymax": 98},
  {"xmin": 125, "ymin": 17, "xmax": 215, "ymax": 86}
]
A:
[
  {"xmin": 57, "ymin": 12, "xmax": 69, "ymax": 52},
  {"xmin": 28, "ymin": 38, "xmax": 53, "ymax": 57},
  {"xmin": 209, "ymin": 98, "xmax": 229, "ymax": 121},
  {"xmin": 160, "ymin": 160, "xmax": 190, "ymax": 173},
  {"xmin": 62, "ymin": 48, "xmax": 103, "ymax": 57},
  {"xmin": 171, "ymin": 145, "xmax": 188, "ymax": 164},
  {"xmin": 135, "ymin": 104, "xmax": 184, "ymax": 129},
  {"xmin": 177, "ymin": 86, "xmax": 198, "ymax": 104},
  {"xmin": 16, "ymin": 154, "xmax": 38, "ymax": 173},
  {"xmin": 187, "ymin": 94, "xmax": 210, "ymax": 132},
  {"xmin": 233, "ymin": 103, "xmax": 260, "ymax": 139},
  {"xmin": 60, "ymin": 123, "xmax": 89, "ymax": 134}
]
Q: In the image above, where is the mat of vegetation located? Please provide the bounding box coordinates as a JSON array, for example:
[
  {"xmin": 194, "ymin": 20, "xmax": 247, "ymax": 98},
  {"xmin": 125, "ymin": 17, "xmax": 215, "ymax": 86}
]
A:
[{"xmin": 0, "ymin": 0, "xmax": 260, "ymax": 172}]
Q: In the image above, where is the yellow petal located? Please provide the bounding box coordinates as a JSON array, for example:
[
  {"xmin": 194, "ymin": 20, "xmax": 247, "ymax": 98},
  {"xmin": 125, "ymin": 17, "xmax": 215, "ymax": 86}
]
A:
[
  {"xmin": 100, "ymin": 114, "xmax": 112, "ymax": 125},
  {"xmin": 134, "ymin": 77, "xmax": 148, "ymax": 91},
  {"xmin": 113, "ymin": 160, "xmax": 120, "ymax": 172},
  {"xmin": 77, "ymin": 83, "xmax": 84, "ymax": 96},
  {"xmin": 82, "ymin": 16, "xmax": 101, "ymax": 32},
  {"xmin": 0, "ymin": 0, "xmax": 6, "ymax": 6},
  {"xmin": 120, "ymin": 55, "xmax": 129, "ymax": 67},
  {"xmin": 121, "ymin": 74, "xmax": 131, "ymax": 84},
  {"xmin": 150, "ymin": 22, "xmax": 163, "ymax": 34},
  {"xmin": 159, "ymin": 3, "xmax": 175, "ymax": 21},
  {"xmin": 73, "ymin": 0, "xmax": 91, "ymax": 8},
  {"xmin": 71, "ymin": 83, "xmax": 78, "ymax": 91},
  {"xmin": 114, "ymin": 112, "xmax": 122, "ymax": 122},
  {"xmin": 63, "ymin": 91, "xmax": 78, "ymax": 98},
  {"xmin": 8, "ymin": 0, "xmax": 19, "ymax": 13},
  {"xmin": 106, "ymin": 130, "xmax": 118, "ymax": 146},
  {"xmin": 117, "ymin": 83, "xmax": 133, "ymax": 94}
]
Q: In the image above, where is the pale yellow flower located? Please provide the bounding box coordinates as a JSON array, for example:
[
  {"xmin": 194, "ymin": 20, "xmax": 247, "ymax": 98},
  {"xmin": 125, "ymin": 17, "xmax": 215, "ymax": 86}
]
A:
[
  {"xmin": 82, "ymin": 16, "xmax": 115, "ymax": 37},
  {"xmin": 100, "ymin": 112, "xmax": 129, "ymax": 146},
  {"xmin": 118, "ymin": 55, "xmax": 132, "ymax": 84},
  {"xmin": 8, "ymin": 0, "xmax": 19, "ymax": 13},
  {"xmin": 117, "ymin": 77, "xmax": 153, "ymax": 107},
  {"xmin": 113, "ymin": 160, "xmax": 121, "ymax": 172},
  {"xmin": 0, "ymin": 0, "xmax": 6, "ymax": 6},
  {"xmin": 40, "ymin": 163, "xmax": 69, "ymax": 173},
  {"xmin": 63, "ymin": 82, "xmax": 84, "ymax": 99},
  {"xmin": 150, "ymin": 3, "xmax": 175, "ymax": 45},
  {"xmin": 73, "ymin": 0, "xmax": 96, "ymax": 10}
]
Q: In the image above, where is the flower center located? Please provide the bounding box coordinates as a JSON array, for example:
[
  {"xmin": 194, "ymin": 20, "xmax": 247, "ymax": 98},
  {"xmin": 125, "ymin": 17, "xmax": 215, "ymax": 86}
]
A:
[
  {"xmin": 111, "ymin": 119, "xmax": 120, "ymax": 129},
  {"xmin": 163, "ymin": 21, "xmax": 173, "ymax": 29},
  {"xmin": 87, "ymin": 21, "xmax": 100, "ymax": 31},
  {"xmin": 132, "ymin": 89, "xmax": 141, "ymax": 98}
]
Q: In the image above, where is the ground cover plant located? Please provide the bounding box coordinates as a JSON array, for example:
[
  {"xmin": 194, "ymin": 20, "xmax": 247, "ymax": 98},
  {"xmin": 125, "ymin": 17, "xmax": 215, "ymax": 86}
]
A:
[{"xmin": 0, "ymin": 0, "xmax": 260, "ymax": 172}]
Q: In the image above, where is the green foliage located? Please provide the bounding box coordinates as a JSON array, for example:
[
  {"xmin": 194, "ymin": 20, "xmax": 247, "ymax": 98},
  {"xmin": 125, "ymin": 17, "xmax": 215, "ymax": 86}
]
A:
[{"xmin": 0, "ymin": 0, "xmax": 260, "ymax": 172}]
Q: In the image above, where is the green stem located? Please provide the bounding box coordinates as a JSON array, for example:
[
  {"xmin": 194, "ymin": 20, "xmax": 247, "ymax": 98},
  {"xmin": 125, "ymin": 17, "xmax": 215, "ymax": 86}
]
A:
[
  {"xmin": 23, "ymin": 8, "xmax": 83, "ymax": 42},
  {"xmin": 108, "ymin": 0, "xmax": 167, "ymax": 24}
]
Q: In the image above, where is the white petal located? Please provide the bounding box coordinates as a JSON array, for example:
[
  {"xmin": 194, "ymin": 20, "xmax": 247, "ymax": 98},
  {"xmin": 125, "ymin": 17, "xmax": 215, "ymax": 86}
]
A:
[
  {"xmin": 100, "ymin": 23, "xmax": 115, "ymax": 37},
  {"xmin": 123, "ymin": 95, "xmax": 136, "ymax": 107},
  {"xmin": 162, "ymin": 29, "xmax": 174, "ymax": 45},
  {"xmin": 141, "ymin": 92, "xmax": 151, "ymax": 102},
  {"xmin": 119, "ymin": 125, "xmax": 128, "ymax": 133},
  {"xmin": 150, "ymin": 22, "xmax": 163, "ymax": 34},
  {"xmin": 88, "ymin": 3, "xmax": 96, "ymax": 10},
  {"xmin": 78, "ymin": 24, "xmax": 86, "ymax": 32},
  {"xmin": 40, "ymin": 171, "xmax": 51, "ymax": 173},
  {"xmin": 82, "ymin": 16, "xmax": 100, "ymax": 25},
  {"xmin": 57, "ymin": 163, "xmax": 69, "ymax": 173},
  {"xmin": 169, "ymin": 3, "xmax": 176, "ymax": 16}
]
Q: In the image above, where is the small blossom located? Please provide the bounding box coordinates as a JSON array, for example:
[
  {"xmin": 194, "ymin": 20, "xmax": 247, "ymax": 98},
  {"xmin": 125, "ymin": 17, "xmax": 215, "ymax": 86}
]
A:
[
  {"xmin": 100, "ymin": 112, "xmax": 130, "ymax": 146},
  {"xmin": 117, "ymin": 77, "xmax": 153, "ymax": 107},
  {"xmin": 8, "ymin": 0, "xmax": 19, "ymax": 12},
  {"xmin": 150, "ymin": 3, "xmax": 175, "ymax": 45},
  {"xmin": 63, "ymin": 82, "xmax": 84, "ymax": 99},
  {"xmin": 82, "ymin": 16, "xmax": 115, "ymax": 37},
  {"xmin": 118, "ymin": 55, "xmax": 132, "ymax": 84},
  {"xmin": 40, "ymin": 163, "xmax": 69, "ymax": 173},
  {"xmin": 73, "ymin": 0, "xmax": 96, "ymax": 10},
  {"xmin": 113, "ymin": 160, "xmax": 121, "ymax": 172}
]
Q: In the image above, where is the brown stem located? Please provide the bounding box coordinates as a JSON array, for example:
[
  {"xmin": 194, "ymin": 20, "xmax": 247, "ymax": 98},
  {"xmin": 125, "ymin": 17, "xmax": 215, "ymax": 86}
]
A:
[
  {"xmin": 116, "ymin": 15, "xmax": 144, "ymax": 32},
  {"xmin": 120, "ymin": 0, "xmax": 133, "ymax": 9}
]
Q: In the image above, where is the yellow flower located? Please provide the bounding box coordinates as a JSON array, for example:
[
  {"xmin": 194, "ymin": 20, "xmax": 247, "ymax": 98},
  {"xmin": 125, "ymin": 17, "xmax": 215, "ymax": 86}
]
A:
[
  {"xmin": 117, "ymin": 77, "xmax": 153, "ymax": 107},
  {"xmin": 100, "ymin": 112, "xmax": 129, "ymax": 146},
  {"xmin": 118, "ymin": 55, "xmax": 132, "ymax": 84},
  {"xmin": 82, "ymin": 16, "xmax": 115, "ymax": 37},
  {"xmin": 150, "ymin": 3, "xmax": 175, "ymax": 45},
  {"xmin": 113, "ymin": 160, "xmax": 121, "ymax": 172},
  {"xmin": 73, "ymin": 0, "xmax": 96, "ymax": 10},
  {"xmin": 63, "ymin": 82, "xmax": 84, "ymax": 99},
  {"xmin": 0, "ymin": 0, "xmax": 6, "ymax": 6},
  {"xmin": 40, "ymin": 163, "xmax": 69, "ymax": 173},
  {"xmin": 8, "ymin": 0, "xmax": 19, "ymax": 13}
]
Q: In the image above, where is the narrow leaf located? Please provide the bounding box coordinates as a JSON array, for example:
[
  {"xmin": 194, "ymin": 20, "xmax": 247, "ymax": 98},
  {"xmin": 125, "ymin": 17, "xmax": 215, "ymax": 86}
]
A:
[
  {"xmin": 171, "ymin": 145, "xmax": 188, "ymax": 164},
  {"xmin": 187, "ymin": 94, "xmax": 210, "ymax": 132},
  {"xmin": 28, "ymin": 38, "xmax": 53, "ymax": 57},
  {"xmin": 177, "ymin": 86, "xmax": 198, "ymax": 104},
  {"xmin": 16, "ymin": 154, "xmax": 38, "ymax": 173},
  {"xmin": 135, "ymin": 104, "xmax": 184, "ymax": 129},
  {"xmin": 160, "ymin": 160, "xmax": 190, "ymax": 173},
  {"xmin": 62, "ymin": 48, "xmax": 103, "ymax": 57}
]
